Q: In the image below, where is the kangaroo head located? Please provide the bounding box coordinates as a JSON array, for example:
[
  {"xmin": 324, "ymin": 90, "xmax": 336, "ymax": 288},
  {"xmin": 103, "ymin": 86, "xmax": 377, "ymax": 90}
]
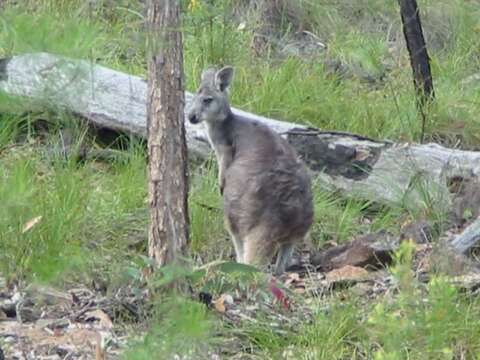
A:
[{"xmin": 188, "ymin": 66, "xmax": 234, "ymax": 125}]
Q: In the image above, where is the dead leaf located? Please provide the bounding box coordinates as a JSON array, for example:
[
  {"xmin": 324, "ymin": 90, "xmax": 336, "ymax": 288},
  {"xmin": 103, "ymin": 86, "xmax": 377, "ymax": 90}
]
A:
[
  {"xmin": 269, "ymin": 279, "xmax": 290, "ymax": 310},
  {"xmin": 213, "ymin": 294, "xmax": 233, "ymax": 313},
  {"xmin": 0, "ymin": 309, "xmax": 7, "ymax": 320},
  {"xmin": 213, "ymin": 299, "xmax": 225, "ymax": 313},
  {"xmin": 142, "ymin": 266, "xmax": 153, "ymax": 279},
  {"xmin": 22, "ymin": 216, "xmax": 42, "ymax": 233},
  {"xmin": 85, "ymin": 310, "xmax": 113, "ymax": 329},
  {"xmin": 325, "ymin": 265, "xmax": 369, "ymax": 283},
  {"xmin": 415, "ymin": 243, "xmax": 430, "ymax": 252},
  {"xmin": 284, "ymin": 273, "xmax": 301, "ymax": 286}
]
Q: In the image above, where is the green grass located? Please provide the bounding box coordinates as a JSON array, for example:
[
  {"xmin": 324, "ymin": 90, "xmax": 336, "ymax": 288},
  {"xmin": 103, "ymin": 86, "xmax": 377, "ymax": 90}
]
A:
[
  {"xmin": 123, "ymin": 296, "xmax": 215, "ymax": 360},
  {"xmin": 233, "ymin": 243, "xmax": 480, "ymax": 359},
  {"xmin": 188, "ymin": 159, "xmax": 226, "ymax": 256},
  {"xmin": 244, "ymin": 279, "xmax": 480, "ymax": 359},
  {"xmin": 0, "ymin": 113, "xmax": 149, "ymax": 283},
  {"xmin": 1, "ymin": 0, "xmax": 480, "ymax": 358}
]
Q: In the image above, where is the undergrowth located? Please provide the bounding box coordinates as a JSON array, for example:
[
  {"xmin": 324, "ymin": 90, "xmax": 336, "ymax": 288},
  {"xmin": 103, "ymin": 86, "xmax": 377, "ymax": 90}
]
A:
[
  {"xmin": 0, "ymin": 0, "xmax": 479, "ymax": 358},
  {"xmin": 238, "ymin": 243, "xmax": 480, "ymax": 359}
]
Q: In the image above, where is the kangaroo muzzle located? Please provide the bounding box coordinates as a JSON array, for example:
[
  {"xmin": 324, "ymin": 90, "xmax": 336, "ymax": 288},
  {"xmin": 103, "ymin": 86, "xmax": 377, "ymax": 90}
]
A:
[{"xmin": 188, "ymin": 112, "xmax": 200, "ymax": 124}]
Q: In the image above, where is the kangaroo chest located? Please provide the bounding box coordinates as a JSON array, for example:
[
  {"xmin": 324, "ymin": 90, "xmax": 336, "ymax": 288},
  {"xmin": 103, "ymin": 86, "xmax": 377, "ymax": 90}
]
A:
[{"xmin": 206, "ymin": 119, "xmax": 234, "ymax": 159}]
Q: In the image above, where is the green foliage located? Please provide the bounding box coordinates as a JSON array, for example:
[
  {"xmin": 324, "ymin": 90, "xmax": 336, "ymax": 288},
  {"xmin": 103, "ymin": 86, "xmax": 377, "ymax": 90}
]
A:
[
  {"xmin": 123, "ymin": 260, "xmax": 266, "ymax": 359},
  {"xmin": 0, "ymin": 113, "xmax": 147, "ymax": 282},
  {"xmin": 194, "ymin": 260, "xmax": 264, "ymax": 297},
  {"xmin": 0, "ymin": 7, "xmax": 104, "ymax": 59},
  {"xmin": 237, "ymin": 243, "xmax": 480, "ymax": 358},
  {"xmin": 311, "ymin": 183, "xmax": 402, "ymax": 246},
  {"xmin": 124, "ymin": 296, "xmax": 215, "ymax": 360},
  {"xmin": 0, "ymin": 158, "xmax": 87, "ymax": 281},
  {"xmin": 292, "ymin": 301, "xmax": 365, "ymax": 360},
  {"xmin": 329, "ymin": 31, "xmax": 389, "ymax": 79},
  {"xmin": 188, "ymin": 159, "xmax": 225, "ymax": 254},
  {"xmin": 367, "ymin": 242, "xmax": 480, "ymax": 358},
  {"xmin": 184, "ymin": 0, "xmax": 248, "ymax": 70}
]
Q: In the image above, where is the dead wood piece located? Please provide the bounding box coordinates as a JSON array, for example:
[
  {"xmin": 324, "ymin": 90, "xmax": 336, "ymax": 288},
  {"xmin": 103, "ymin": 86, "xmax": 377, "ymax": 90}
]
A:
[
  {"xmin": 450, "ymin": 217, "xmax": 480, "ymax": 254},
  {"xmin": 423, "ymin": 243, "xmax": 478, "ymax": 277},
  {"xmin": 15, "ymin": 285, "xmax": 73, "ymax": 323},
  {"xmin": 2, "ymin": 53, "xmax": 480, "ymax": 207},
  {"xmin": 400, "ymin": 220, "xmax": 433, "ymax": 244},
  {"xmin": 311, "ymin": 232, "xmax": 398, "ymax": 271},
  {"xmin": 449, "ymin": 273, "xmax": 480, "ymax": 294},
  {"xmin": 450, "ymin": 177, "xmax": 480, "ymax": 227}
]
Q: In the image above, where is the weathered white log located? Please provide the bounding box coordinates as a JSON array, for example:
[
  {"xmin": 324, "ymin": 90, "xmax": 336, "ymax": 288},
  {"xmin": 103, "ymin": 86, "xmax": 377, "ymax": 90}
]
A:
[
  {"xmin": 1, "ymin": 52, "xmax": 480, "ymax": 208},
  {"xmin": 451, "ymin": 217, "xmax": 480, "ymax": 254}
]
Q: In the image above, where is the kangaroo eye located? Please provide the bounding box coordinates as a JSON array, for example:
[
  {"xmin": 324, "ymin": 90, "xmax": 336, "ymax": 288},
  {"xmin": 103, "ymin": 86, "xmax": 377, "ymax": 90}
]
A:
[{"xmin": 203, "ymin": 97, "xmax": 213, "ymax": 105}]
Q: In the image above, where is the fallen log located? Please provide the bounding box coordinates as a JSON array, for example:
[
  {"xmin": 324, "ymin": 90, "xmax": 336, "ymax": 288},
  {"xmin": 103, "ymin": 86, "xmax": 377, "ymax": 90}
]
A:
[
  {"xmin": 1, "ymin": 52, "xmax": 480, "ymax": 208},
  {"xmin": 450, "ymin": 217, "xmax": 480, "ymax": 254}
]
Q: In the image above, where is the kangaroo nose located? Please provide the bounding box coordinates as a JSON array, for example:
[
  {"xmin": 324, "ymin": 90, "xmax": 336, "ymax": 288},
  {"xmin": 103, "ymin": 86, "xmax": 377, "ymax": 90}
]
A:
[{"xmin": 188, "ymin": 113, "xmax": 199, "ymax": 124}]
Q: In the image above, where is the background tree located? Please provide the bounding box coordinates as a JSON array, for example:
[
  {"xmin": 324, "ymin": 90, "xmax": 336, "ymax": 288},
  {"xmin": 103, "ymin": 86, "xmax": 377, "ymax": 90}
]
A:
[
  {"xmin": 146, "ymin": 0, "xmax": 189, "ymax": 267},
  {"xmin": 398, "ymin": 0, "xmax": 435, "ymax": 143}
]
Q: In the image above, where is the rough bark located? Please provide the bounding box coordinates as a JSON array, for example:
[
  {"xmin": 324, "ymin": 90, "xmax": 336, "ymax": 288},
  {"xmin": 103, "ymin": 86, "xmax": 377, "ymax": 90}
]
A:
[
  {"xmin": 398, "ymin": 0, "xmax": 434, "ymax": 142},
  {"xmin": 1, "ymin": 53, "xmax": 480, "ymax": 209},
  {"xmin": 146, "ymin": 0, "xmax": 189, "ymax": 267}
]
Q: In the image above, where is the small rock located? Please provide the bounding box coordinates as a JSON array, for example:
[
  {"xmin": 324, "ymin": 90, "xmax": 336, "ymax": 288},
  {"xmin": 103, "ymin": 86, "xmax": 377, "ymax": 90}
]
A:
[
  {"xmin": 325, "ymin": 265, "xmax": 369, "ymax": 283},
  {"xmin": 350, "ymin": 282, "xmax": 372, "ymax": 297}
]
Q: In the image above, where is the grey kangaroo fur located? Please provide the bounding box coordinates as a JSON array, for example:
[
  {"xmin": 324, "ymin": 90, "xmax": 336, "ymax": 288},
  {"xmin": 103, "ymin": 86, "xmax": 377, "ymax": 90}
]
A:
[{"xmin": 187, "ymin": 66, "xmax": 313, "ymax": 275}]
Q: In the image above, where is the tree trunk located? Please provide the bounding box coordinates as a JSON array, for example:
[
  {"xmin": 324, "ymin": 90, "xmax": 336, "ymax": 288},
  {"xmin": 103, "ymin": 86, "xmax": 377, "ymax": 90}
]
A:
[
  {"xmin": 146, "ymin": 0, "xmax": 189, "ymax": 267},
  {"xmin": 398, "ymin": 0, "xmax": 434, "ymax": 142}
]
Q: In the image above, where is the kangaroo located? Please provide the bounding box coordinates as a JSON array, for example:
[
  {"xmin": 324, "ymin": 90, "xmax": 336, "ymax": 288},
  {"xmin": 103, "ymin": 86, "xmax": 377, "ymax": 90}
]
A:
[{"xmin": 187, "ymin": 66, "xmax": 313, "ymax": 275}]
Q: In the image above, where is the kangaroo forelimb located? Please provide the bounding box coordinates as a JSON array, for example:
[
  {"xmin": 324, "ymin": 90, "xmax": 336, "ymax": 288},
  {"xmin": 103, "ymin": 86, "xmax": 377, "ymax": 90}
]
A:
[{"xmin": 217, "ymin": 145, "xmax": 233, "ymax": 195}]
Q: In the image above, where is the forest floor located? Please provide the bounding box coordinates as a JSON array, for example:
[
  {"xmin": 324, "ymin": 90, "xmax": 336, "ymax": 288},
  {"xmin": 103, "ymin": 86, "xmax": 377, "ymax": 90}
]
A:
[{"xmin": 1, "ymin": 0, "xmax": 480, "ymax": 359}]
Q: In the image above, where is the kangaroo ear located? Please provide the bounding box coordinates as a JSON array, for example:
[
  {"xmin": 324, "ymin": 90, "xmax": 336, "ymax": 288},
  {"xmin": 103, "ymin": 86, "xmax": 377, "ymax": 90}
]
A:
[
  {"xmin": 215, "ymin": 66, "xmax": 234, "ymax": 92},
  {"xmin": 201, "ymin": 67, "xmax": 217, "ymax": 84}
]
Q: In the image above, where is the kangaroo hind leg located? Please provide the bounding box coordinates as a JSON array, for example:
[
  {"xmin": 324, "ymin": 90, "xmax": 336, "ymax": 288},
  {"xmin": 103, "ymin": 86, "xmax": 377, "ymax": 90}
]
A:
[
  {"xmin": 225, "ymin": 216, "xmax": 244, "ymax": 263},
  {"xmin": 243, "ymin": 230, "xmax": 276, "ymax": 271},
  {"xmin": 274, "ymin": 242, "xmax": 295, "ymax": 276},
  {"xmin": 231, "ymin": 233, "xmax": 244, "ymax": 263}
]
